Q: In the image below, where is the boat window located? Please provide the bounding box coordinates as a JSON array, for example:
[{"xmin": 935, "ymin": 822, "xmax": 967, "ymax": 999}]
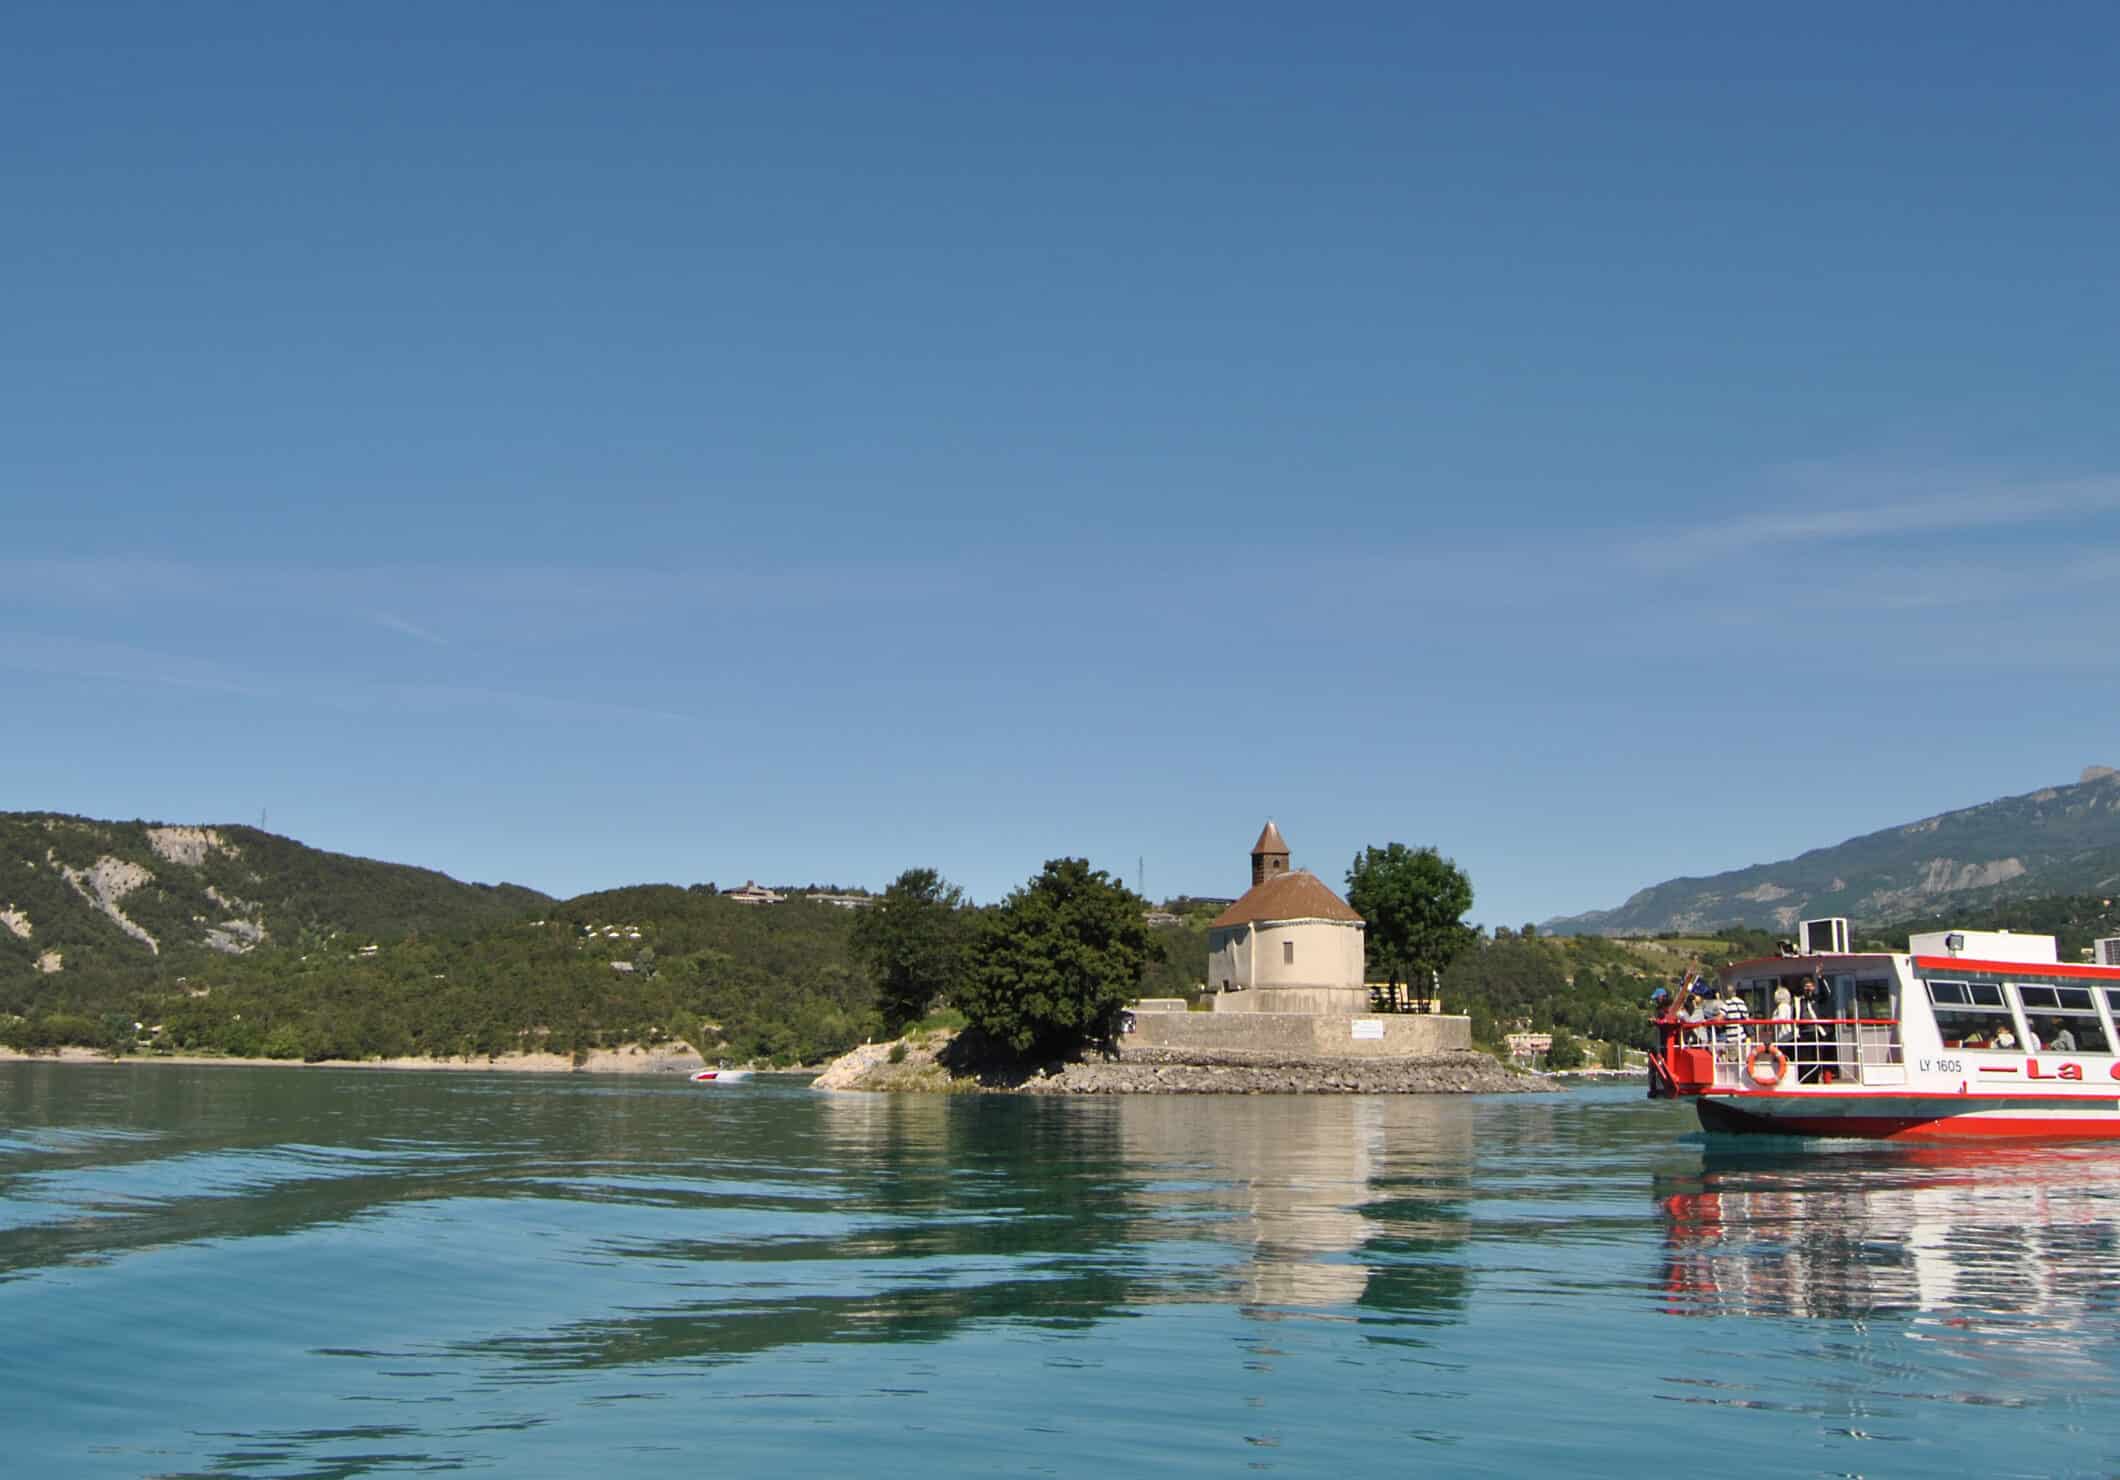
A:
[
  {"xmin": 2016, "ymin": 985, "xmax": 2094, "ymax": 1011},
  {"xmin": 2011, "ymin": 983, "xmax": 2112, "ymax": 1054},
  {"xmin": 1927, "ymin": 981, "xmax": 2007, "ymax": 1008},
  {"xmin": 2027, "ymin": 1013, "xmax": 2112, "ymax": 1056},
  {"xmin": 1926, "ymin": 979, "xmax": 2017, "ymax": 1048},
  {"xmin": 1855, "ymin": 976, "xmax": 1895, "ymax": 1019}
]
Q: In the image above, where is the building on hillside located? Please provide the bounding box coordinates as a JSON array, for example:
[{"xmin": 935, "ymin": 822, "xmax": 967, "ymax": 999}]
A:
[
  {"xmin": 724, "ymin": 881, "xmax": 786, "ymax": 906},
  {"xmin": 1504, "ymin": 1031, "xmax": 1552, "ymax": 1063},
  {"xmin": 805, "ymin": 893, "xmax": 874, "ymax": 910},
  {"xmin": 1206, "ymin": 822, "xmax": 1368, "ymax": 1014}
]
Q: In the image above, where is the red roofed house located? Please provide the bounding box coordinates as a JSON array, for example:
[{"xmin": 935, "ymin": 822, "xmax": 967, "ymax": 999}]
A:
[{"xmin": 1207, "ymin": 822, "xmax": 1369, "ymax": 1014}]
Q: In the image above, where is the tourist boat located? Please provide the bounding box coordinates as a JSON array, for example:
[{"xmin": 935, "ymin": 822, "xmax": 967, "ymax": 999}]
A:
[
  {"xmin": 1650, "ymin": 922, "xmax": 2120, "ymax": 1139},
  {"xmin": 689, "ymin": 1068, "xmax": 752, "ymax": 1084}
]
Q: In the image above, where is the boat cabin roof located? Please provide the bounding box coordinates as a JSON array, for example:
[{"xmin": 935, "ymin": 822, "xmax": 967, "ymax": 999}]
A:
[
  {"xmin": 1717, "ymin": 953, "xmax": 1895, "ymax": 982},
  {"xmin": 1716, "ymin": 950, "xmax": 2120, "ymax": 986}
]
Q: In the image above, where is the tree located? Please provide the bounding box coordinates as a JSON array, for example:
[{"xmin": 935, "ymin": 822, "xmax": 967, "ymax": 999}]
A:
[
  {"xmin": 849, "ymin": 867, "xmax": 972, "ymax": 1030},
  {"xmin": 1544, "ymin": 1027, "xmax": 1586, "ymax": 1070},
  {"xmin": 1346, "ymin": 844, "xmax": 1477, "ymax": 1003},
  {"xmin": 957, "ymin": 858, "xmax": 1162, "ymax": 1059}
]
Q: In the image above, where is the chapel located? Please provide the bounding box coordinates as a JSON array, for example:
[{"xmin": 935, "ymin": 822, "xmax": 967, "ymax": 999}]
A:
[{"xmin": 1205, "ymin": 822, "xmax": 1368, "ymax": 1014}]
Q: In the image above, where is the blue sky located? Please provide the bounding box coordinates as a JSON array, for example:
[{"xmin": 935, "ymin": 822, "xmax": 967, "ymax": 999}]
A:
[{"xmin": 6, "ymin": 1, "xmax": 2119, "ymax": 925}]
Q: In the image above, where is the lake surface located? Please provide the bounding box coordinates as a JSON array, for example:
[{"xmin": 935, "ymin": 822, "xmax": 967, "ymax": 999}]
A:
[{"xmin": 5, "ymin": 1064, "xmax": 2120, "ymax": 1478}]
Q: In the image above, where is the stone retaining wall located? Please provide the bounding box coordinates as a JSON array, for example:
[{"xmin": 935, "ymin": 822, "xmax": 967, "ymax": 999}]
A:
[{"xmin": 1125, "ymin": 1010, "xmax": 1469, "ymax": 1058}]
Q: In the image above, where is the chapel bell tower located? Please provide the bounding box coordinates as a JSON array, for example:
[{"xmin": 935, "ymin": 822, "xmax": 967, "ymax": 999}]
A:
[{"xmin": 1250, "ymin": 820, "xmax": 1291, "ymax": 888}]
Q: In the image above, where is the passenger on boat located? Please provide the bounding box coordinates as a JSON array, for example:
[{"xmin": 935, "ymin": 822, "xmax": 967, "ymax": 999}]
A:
[
  {"xmin": 1718, "ymin": 983, "xmax": 1750, "ymax": 1049},
  {"xmin": 1794, "ymin": 976, "xmax": 1823, "ymax": 1082},
  {"xmin": 1678, "ymin": 985, "xmax": 1711, "ymax": 1047},
  {"xmin": 2051, "ymin": 1022, "xmax": 2079, "ymax": 1052},
  {"xmin": 1770, "ymin": 983, "xmax": 1795, "ymax": 1045},
  {"xmin": 1650, "ymin": 986, "xmax": 1676, "ymax": 1028},
  {"xmin": 1993, "ymin": 1026, "xmax": 2018, "ymax": 1050}
]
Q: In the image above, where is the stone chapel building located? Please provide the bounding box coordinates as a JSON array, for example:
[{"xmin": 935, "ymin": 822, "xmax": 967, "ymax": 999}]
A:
[{"xmin": 1205, "ymin": 822, "xmax": 1369, "ymax": 1014}]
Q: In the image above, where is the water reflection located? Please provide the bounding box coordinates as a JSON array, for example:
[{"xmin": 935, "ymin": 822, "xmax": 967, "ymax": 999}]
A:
[
  {"xmin": 1112, "ymin": 1096, "xmax": 1476, "ymax": 1318},
  {"xmin": 1655, "ymin": 1143, "xmax": 2120, "ymax": 1335}
]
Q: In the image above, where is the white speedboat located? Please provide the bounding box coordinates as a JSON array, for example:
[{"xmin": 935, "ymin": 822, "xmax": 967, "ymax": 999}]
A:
[
  {"xmin": 690, "ymin": 1068, "xmax": 753, "ymax": 1084},
  {"xmin": 1651, "ymin": 922, "xmax": 2120, "ymax": 1139}
]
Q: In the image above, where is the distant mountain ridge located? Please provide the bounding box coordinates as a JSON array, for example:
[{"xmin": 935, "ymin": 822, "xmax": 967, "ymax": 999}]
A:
[
  {"xmin": 1546, "ymin": 768, "xmax": 2120, "ymax": 936},
  {"xmin": 0, "ymin": 812, "xmax": 548, "ymax": 975}
]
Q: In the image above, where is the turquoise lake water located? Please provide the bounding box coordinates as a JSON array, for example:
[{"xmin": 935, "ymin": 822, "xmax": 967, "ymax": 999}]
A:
[{"xmin": 5, "ymin": 1064, "xmax": 2120, "ymax": 1478}]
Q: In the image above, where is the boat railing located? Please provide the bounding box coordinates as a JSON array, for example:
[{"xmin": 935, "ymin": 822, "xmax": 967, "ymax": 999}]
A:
[{"xmin": 1653, "ymin": 1018, "xmax": 1903, "ymax": 1093}]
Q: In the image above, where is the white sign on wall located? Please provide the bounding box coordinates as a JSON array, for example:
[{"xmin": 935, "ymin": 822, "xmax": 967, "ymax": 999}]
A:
[{"xmin": 1350, "ymin": 1020, "xmax": 1385, "ymax": 1040}]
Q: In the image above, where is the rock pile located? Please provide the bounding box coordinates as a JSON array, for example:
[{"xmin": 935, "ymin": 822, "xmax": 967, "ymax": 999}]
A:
[
  {"xmin": 812, "ymin": 1034, "xmax": 1554, "ymax": 1096},
  {"xmin": 1018, "ymin": 1048, "xmax": 1551, "ymax": 1096}
]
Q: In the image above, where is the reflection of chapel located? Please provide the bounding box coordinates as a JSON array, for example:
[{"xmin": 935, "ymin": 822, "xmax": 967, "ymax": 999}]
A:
[{"xmin": 1206, "ymin": 822, "xmax": 1368, "ymax": 1014}]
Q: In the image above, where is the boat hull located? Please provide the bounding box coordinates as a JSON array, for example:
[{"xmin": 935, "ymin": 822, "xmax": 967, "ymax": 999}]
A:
[{"xmin": 1696, "ymin": 1091, "xmax": 2120, "ymax": 1140}]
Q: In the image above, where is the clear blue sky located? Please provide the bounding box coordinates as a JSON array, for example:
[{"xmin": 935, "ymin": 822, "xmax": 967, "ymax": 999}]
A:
[{"xmin": 6, "ymin": 1, "xmax": 2118, "ymax": 925}]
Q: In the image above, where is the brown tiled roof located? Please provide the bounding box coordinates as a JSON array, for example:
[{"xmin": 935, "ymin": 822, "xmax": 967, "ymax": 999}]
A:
[
  {"xmin": 1250, "ymin": 820, "xmax": 1290, "ymax": 856},
  {"xmin": 1210, "ymin": 870, "xmax": 1364, "ymax": 929}
]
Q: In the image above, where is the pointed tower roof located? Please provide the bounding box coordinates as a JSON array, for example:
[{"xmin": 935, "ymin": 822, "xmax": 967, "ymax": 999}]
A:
[{"xmin": 1250, "ymin": 820, "xmax": 1289, "ymax": 857}]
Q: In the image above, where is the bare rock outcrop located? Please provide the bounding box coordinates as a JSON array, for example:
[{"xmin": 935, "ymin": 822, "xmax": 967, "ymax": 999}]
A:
[
  {"xmin": 146, "ymin": 826, "xmax": 239, "ymax": 868},
  {"xmin": 58, "ymin": 856, "xmax": 159, "ymax": 955}
]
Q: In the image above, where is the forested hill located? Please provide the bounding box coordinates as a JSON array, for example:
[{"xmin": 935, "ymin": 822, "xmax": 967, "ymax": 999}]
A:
[
  {"xmin": 0, "ymin": 822, "xmax": 1213, "ymax": 1067},
  {"xmin": 1545, "ymin": 768, "xmax": 2120, "ymax": 936},
  {"xmin": 0, "ymin": 812, "xmax": 549, "ymax": 975}
]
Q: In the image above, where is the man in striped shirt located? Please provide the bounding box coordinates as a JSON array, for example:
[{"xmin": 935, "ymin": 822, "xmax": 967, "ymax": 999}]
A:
[{"xmin": 1718, "ymin": 981, "xmax": 1751, "ymax": 1050}]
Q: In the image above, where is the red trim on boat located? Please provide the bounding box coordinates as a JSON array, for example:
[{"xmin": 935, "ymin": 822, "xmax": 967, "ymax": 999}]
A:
[
  {"xmin": 1696, "ymin": 1098, "xmax": 2120, "ymax": 1140},
  {"xmin": 1912, "ymin": 955, "xmax": 2120, "ymax": 981}
]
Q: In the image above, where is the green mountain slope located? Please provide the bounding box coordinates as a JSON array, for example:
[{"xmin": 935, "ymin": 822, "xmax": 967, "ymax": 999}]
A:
[
  {"xmin": 0, "ymin": 812, "xmax": 549, "ymax": 976},
  {"xmin": 1546, "ymin": 768, "xmax": 2120, "ymax": 936}
]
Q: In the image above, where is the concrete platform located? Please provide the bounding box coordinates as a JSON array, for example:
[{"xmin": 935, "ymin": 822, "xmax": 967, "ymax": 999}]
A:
[{"xmin": 1125, "ymin": 1009, "xmax": 1470, "ymax": 1058}]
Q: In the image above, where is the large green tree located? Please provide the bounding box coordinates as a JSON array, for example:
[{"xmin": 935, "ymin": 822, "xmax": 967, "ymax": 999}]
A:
[
  {"xmin": 958, "ymin": 858, "xmax": 1162, "ymax": 1059},
  {"xmin": 849, "ymin": 867, "xmax": 972, "ymax": 1029},
  {"xmin": 1346, "ymin": 843, "xmax": 1478, "ymax": 1002}
]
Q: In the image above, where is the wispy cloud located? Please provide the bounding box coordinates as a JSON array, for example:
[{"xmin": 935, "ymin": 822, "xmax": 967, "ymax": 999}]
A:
[
  {"xmin": 373, "ymin": 613, "xmax": 448, "ymax": 647},
  {"xmin": 1636, "ymin": 473, "xmax": 2120, "ymax": 570}
]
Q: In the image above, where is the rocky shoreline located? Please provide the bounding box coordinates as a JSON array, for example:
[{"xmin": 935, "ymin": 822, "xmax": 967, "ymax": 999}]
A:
[
  {"xmin": 812, "ymin": 1034, "xmax": 1556, "ymax": 1096},
  {"xmin": 0, "ymin": 1044, "xmax": 712, "ymax": 1076}
]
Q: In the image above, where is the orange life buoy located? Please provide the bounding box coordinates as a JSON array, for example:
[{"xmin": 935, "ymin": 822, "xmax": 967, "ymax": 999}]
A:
[{"xmin": 1746, "ymin": 1044, "xmax": 1789, "ymax": 1087}]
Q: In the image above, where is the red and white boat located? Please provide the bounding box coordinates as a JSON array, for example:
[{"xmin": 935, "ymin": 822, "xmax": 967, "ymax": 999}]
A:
[
  {"xmin": 1651, "ymin": 921, "xmax": 2120, "ymax": 1139},
  {"xmin": 690, "ymin": 1068, "xmax": 753, "ymax": 1084}
]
